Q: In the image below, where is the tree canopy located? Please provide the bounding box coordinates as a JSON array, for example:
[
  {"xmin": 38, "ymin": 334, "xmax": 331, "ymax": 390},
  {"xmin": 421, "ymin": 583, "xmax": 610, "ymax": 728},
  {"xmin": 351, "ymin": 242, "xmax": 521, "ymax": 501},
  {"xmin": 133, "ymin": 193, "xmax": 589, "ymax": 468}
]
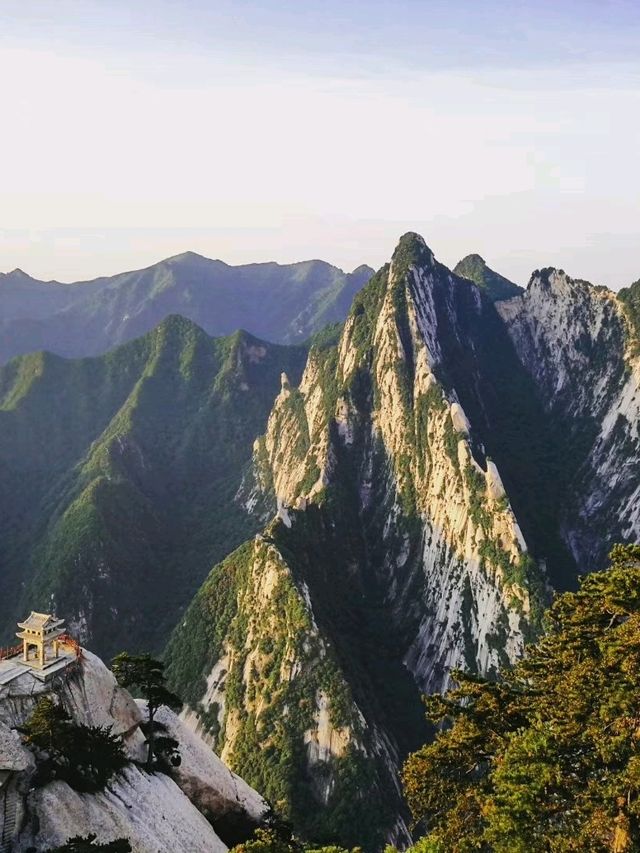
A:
[
  {"xmin": 402, "ymin": 544, "xmax": 640, "ymax": 852},
  {"xmin": 111, "ymin": 652, "xmax": 181, "ymax": 769},
  {"xmin": 21, "ymin": 697, "xmax": 127, "ymax": 792},
  {"xmin": 43, "ymin": 834, "xmax": 132, "ymax": 853}
]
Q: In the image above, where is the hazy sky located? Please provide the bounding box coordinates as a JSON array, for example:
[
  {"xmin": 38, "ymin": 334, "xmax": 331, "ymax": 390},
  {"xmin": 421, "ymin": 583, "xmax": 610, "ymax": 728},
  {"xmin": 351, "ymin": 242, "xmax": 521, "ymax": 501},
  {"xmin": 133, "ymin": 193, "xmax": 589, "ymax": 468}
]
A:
[{"xmin": 1, "ymin": 0, "xmax": 639, "ymax": 287}]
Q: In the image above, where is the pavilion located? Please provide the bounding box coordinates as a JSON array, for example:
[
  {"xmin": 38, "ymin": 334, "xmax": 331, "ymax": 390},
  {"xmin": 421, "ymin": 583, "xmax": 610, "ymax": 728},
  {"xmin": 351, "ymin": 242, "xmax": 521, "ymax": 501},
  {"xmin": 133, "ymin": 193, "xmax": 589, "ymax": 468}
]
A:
[{"xmin": 16, "ymin": 612, "xmax": 66, "ymax": 670}]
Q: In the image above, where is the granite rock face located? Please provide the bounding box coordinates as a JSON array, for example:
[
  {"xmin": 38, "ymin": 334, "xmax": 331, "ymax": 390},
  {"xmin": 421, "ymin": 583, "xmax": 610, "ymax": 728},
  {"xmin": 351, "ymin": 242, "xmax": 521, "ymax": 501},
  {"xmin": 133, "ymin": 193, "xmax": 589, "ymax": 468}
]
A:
[
  {"xmin": 497, "ymin": 268, "xmax": 640, "ymax": 572},
  {"xmin": 0, "ymin": 648, "xmax": 266, "ymax": 853},
  {"xmin": 167, "ymin": 234, "xmax": 544, "ymax": 847}
]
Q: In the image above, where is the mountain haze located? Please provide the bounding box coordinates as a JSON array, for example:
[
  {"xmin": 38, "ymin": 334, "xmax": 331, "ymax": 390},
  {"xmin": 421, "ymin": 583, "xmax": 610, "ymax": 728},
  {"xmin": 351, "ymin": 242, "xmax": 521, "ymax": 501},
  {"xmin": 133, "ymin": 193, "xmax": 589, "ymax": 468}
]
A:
[{"xmin": 0, "ymin": 253, "xmax": 374, "ymax": 363}]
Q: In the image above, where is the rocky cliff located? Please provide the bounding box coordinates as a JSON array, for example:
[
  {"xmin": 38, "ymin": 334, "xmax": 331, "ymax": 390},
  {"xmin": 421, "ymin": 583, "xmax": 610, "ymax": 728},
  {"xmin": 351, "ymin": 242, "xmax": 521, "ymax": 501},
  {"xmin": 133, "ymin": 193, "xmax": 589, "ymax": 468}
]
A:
[
  {"xmin": 166, "ymin": 234, "xmax": 546, "ymax": 847},
  {"xmin": 0, "ymin": 647, "xmax": 267, "ymax": 853},
  {"xmin": 496, "ymin": 269, "xmax": 640, "ymax": 573}
]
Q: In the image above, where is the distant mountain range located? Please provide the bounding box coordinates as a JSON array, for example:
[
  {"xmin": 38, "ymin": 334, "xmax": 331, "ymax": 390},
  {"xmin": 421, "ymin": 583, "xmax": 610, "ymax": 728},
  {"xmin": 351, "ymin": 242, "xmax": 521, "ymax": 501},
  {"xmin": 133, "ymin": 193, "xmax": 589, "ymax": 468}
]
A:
[
  {"xmin": 0, "ymin": 253, "xmax": 374, "ymax": 363},
  {"xmin": 2, "ymin": 236, "xmax": 639, "ymax": 847}
]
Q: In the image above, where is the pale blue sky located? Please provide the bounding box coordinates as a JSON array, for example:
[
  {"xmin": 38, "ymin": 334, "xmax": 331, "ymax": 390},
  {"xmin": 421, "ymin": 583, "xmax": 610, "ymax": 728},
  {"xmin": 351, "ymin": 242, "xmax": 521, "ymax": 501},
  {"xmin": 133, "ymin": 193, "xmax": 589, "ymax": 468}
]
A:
[{"xmin": 1, "ymin": 0, "xmax": 639, "ymax": 287}]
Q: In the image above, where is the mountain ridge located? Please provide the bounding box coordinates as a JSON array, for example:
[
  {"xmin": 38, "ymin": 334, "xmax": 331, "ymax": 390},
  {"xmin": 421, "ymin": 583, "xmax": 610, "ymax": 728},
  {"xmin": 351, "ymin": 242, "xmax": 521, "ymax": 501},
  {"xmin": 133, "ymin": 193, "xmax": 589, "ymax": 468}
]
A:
[
  {"xmin": 165, "ymin": 233, "xmax": 546, "ymax": 847},
  {"xmin": 0, "ymin": 253, "xmax": 374, "ymax": 364},
  {"xmin": 0, "ymin": 316, "xmax": 309, "ymax": 658}
]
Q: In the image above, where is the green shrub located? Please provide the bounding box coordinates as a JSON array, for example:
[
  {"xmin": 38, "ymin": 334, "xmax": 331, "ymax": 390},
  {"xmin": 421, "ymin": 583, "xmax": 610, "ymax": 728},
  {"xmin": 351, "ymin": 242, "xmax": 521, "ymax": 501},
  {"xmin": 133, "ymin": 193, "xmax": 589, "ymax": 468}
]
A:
[{"xmin": 22, "ymin": 697, "xmax": 128, "ymax": 793}]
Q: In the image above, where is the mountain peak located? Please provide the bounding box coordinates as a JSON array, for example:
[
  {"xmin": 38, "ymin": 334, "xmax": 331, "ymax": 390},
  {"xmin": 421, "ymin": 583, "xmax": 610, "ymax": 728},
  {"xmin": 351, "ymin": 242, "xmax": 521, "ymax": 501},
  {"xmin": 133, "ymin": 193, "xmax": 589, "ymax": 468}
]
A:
[
  {"xmin": 391, "ymin": 232, "xmax": 435, "ymax": 275},
  {"xmin": 350, "ymin": 263, "xmax": 375, "ymax": 278},
  {"xmin": 458, "ymin": 253, "xmax": 486, "ymax": 268},
  {"xmin": 2, "ymin": 267, "xmax": 34, "ymax": 282},
  {"xmin": 454, "ymin": 253, "xmax": 523, "ymax": 302},
  {"xmin": 163, "ymin": 250, "xmax": 227, "ymax": 267},
  {"xmin": 154, "ymin": 313, "xmax": 207, "ymax": 335}
]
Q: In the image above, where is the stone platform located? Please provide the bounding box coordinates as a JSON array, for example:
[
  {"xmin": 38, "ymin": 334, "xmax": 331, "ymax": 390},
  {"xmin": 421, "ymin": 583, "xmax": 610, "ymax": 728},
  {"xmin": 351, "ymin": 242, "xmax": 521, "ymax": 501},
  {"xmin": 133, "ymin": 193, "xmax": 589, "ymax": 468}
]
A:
[{"xmin": 0, "ymin": 651, "xmax": 75, "ymax": 686}]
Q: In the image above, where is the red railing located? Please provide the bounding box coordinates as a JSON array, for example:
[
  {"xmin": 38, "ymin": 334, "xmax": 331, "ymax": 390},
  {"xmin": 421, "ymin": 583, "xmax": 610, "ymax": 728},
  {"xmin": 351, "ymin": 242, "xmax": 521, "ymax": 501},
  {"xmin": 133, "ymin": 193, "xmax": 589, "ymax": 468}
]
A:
[
  {"xmin": 0, "ymin": 643, "xmax": 22, "ymax": 662},
  {"xmin": 58, "ymin": 633, "xmax": 83, "ymax": 659},
  {"xmin": 0, "ymin": 634, "xmax": 83, "ymax": 663}
]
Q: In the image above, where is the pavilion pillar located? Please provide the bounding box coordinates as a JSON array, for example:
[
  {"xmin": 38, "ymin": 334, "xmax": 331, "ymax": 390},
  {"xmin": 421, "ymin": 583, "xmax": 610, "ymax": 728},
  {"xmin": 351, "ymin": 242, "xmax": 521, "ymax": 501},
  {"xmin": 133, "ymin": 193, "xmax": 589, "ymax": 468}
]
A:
[
  {"xmin": 23, "ymin": 641, "xmax": 28, "ymax": 662},
  {"xmin": 39, "ymin": 642, "xmax": 44, "ymax": 668}
]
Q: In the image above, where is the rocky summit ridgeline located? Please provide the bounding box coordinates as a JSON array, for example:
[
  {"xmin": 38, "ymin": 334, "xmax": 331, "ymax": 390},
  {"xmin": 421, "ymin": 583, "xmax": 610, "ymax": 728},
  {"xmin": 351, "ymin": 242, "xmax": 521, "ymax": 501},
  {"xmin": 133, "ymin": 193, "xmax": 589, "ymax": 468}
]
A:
[{"xmin": 1, "ymin": 233, "xmax": 639, "ymax": 848}]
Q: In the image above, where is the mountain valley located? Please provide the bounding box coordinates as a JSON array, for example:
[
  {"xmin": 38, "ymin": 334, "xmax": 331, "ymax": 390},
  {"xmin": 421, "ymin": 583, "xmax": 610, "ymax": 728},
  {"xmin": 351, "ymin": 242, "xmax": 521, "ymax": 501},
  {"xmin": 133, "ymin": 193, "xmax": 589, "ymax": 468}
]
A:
[{"xmin": 1, "ymin": 235, "xmax": 639, "ymax": 849}]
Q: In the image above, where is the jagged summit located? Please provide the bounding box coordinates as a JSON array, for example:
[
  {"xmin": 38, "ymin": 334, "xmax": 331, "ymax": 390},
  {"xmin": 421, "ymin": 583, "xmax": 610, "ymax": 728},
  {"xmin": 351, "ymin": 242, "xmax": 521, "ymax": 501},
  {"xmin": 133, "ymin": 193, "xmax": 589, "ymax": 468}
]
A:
[{"xmin": 526, "ymin": 266, "xmax": 603, "ymax": 294}]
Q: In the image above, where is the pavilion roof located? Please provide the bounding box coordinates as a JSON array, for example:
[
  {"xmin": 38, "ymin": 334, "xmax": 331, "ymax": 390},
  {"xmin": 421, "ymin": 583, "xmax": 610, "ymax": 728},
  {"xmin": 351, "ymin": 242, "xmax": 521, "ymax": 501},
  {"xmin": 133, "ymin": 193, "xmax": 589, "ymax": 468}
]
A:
[{"xmin": 17, "ymin": 611, "xmax": 65, "ymax": 631}]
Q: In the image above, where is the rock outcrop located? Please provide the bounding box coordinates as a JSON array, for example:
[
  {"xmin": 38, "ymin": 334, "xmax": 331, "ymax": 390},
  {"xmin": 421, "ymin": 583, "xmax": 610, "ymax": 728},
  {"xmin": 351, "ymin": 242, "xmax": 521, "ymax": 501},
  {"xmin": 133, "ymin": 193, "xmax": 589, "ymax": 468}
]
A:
[
  {"xmin": 497, "ymin": 268, "xmax": 640, "ymax": 572},
  {"xmin": 0, "ymin": 648, "xmax": 267, "ymax": 853}
]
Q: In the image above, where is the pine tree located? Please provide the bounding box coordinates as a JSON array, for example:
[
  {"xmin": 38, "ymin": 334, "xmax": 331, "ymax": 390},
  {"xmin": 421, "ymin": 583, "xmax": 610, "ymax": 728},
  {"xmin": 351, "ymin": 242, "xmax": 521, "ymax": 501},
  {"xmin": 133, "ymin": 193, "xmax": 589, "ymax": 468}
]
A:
[
  {"xmin": 402, "ymin": 544, "xmax": 640, "ymax": 852},
  {"xmin": 111, "ymin": 652, "xmax": 182, "ymax": 769},
  {"xmin": 21, "ymin": 697, "xmax": 127, "ymax": 791}
]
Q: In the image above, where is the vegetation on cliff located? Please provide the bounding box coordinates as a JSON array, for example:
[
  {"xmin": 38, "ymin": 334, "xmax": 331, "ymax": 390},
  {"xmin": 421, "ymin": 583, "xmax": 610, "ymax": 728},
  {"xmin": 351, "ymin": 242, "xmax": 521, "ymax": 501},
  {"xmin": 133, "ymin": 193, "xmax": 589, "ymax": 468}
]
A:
[
  {"xmin": 401, "ymin": 544, "xmax": 640, "ymax": 852},
  {"xmin": 21, "ymin": 697, "xmax": 128, "ymax": 793},
  {"xmin": 165, "ymin": 531, "xmax": 394, "ymax": 851},
  {"xmin": 44, "ymin": 835, "xmax": 132, "ymax": 853},
  {"xmin": 112, "ymin": 652, "xmax": 182, "ymax": 770},
  {"xmin": 453, "ymin": 254, "xmax": 522, "ymax": 302},
  {"xmin": 618, "ymin": 278, "xmax": 640, "ymax": 353}
]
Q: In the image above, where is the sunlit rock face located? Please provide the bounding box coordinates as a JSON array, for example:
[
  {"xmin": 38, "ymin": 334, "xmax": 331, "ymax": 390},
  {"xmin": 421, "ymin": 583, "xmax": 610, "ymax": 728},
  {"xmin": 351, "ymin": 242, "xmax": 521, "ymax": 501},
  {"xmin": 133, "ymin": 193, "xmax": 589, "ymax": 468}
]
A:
[
  {"xmin": 0, "ymin": 648, "xmax": 266, "ymax": 853},
  {"xmin": 169, "ymin": 233, "xmax": 544, "ymax": 848}
]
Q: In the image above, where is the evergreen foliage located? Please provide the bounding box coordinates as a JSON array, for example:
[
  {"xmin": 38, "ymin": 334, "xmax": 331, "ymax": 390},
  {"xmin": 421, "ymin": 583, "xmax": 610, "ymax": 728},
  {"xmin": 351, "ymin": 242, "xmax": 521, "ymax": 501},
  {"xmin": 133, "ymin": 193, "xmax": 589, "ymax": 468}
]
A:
[
  {"xmin": 618, "ymin": 279, "xmax": 640, "ymax": 353},
  {"xmin": 402, "ymin": 544, "xmax": 640, "ymax": 852},
  {"xmin": 42, "ymin": 835, "xmax": 132, "ymax": 853},
  {"xmin": 21, "ymin": 697, "xmax": 128, "ymax": 792},
  {"xmin": 111, "ymin": 652, "xmax": 181, "ymax": 769},
  {"xmin": 230, "ymin": 825, "xmax": 361, "ymax": 853},
  {"xmin": 453, "ymin": 254, "xmax": 523, "ymax": 302}
]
